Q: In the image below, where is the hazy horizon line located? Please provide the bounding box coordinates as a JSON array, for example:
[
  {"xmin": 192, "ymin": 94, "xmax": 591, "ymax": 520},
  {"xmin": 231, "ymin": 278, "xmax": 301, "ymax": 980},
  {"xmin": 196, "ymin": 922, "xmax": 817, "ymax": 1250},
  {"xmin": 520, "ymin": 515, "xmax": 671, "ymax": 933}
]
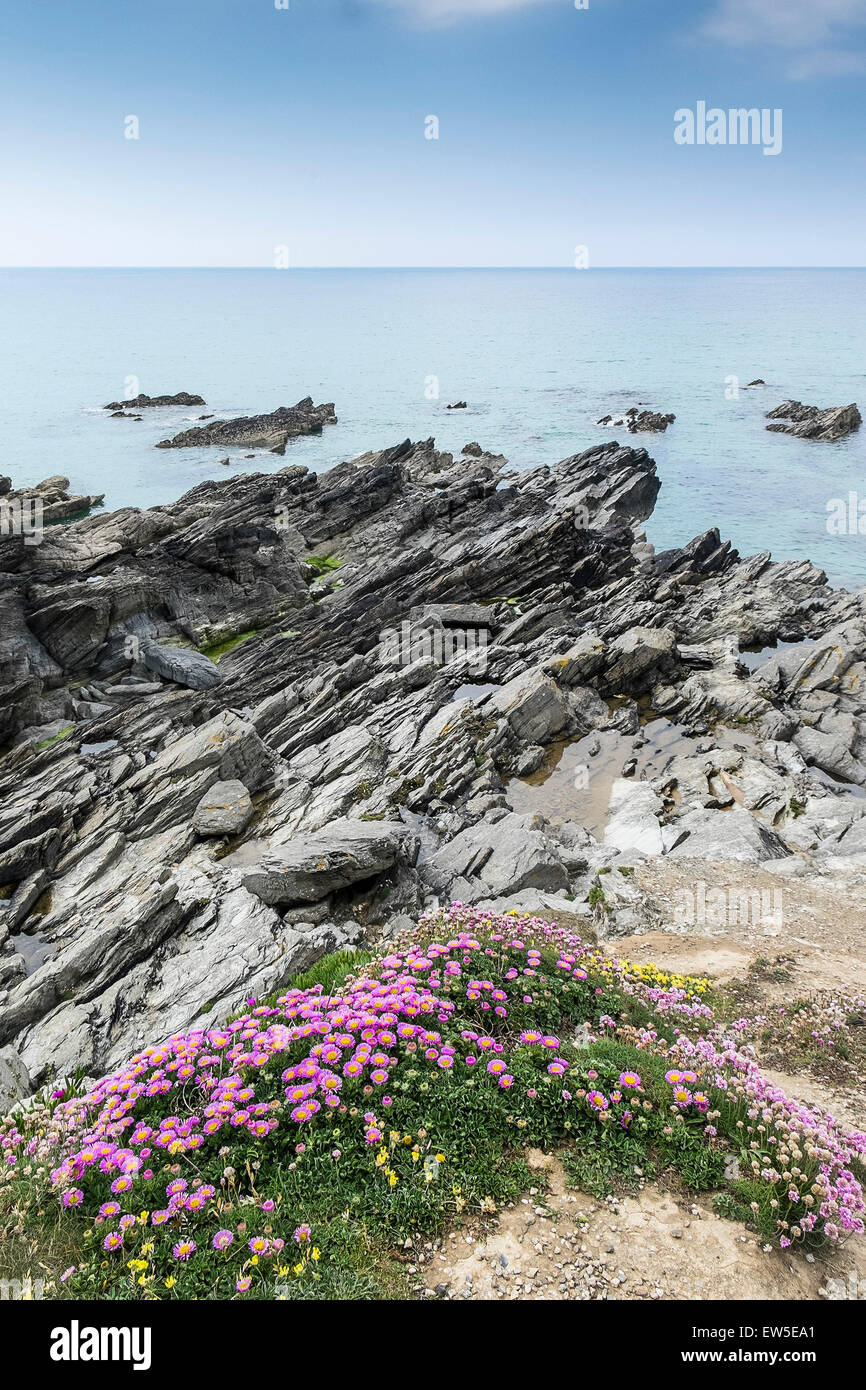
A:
[{"xmin": 2, "ymin": 264, "xmax": 865, "ymax": 272}]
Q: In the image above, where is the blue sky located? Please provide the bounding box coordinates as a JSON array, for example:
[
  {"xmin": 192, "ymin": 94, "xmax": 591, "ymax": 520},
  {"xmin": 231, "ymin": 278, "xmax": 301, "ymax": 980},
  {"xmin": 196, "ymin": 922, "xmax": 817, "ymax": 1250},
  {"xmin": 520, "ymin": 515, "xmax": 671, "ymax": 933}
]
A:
[{"xmin": 1, "ymin": 0, "xmax": 865, "ymax": 266}]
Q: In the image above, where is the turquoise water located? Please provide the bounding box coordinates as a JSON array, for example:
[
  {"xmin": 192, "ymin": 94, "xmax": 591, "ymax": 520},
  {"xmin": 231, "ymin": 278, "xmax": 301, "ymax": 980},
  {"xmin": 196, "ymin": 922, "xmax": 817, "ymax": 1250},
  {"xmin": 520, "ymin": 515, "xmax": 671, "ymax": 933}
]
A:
[{"xmin": 2, "ymin": 268, "xmax": 865, "ymax": 586}]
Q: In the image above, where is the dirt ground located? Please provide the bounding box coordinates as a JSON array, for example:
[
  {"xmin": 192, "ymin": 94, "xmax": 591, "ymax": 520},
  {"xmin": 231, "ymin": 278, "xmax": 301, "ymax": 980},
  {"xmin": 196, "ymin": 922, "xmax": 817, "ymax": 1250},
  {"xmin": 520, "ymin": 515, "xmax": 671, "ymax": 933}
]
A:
[
  {"xmin": 422, "ymin": 1153, "xmax": 866, "ymax": 1302},
  {"xmin": 424, "ymin": 859, "xmax": 866, "ymax": 1301}
]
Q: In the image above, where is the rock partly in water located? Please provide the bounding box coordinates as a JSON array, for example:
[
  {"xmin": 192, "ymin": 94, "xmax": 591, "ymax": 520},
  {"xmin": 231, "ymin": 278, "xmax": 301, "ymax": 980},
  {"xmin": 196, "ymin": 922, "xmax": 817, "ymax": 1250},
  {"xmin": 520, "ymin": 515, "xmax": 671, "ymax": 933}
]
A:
[
  {"xmin": 155, "ymin": 397, "xmax": 337, "ymax": 453},
  {"xmin": 765, "ymin": 400, "xmax": 861, "ymax": 441},
  {"xmin": 104, "ymin": 392, "xmax": 205, "ymax": 410},
  {"xmin": 2, "ymin": 423, "xmax": 866, "ymax": 1093},
  {"xmin": 597, "ymin": 407, "xmax": 676, "ymax": 433}
]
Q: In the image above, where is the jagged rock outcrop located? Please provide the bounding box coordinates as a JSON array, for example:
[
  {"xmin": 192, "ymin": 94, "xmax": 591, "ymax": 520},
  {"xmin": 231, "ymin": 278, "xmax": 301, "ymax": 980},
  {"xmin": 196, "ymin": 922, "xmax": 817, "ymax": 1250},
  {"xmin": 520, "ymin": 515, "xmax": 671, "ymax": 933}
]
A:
[
  {"xmin": 2, "ymin": 428, "xmax": 866, "ymax": 1093},
  {"xmin": 104, "ymin": 392, "xmax": 205, "ymax": 410},
  {"xmin": 155, "ymin": 397, "xmax": 337, "ymax": 453},
  {"xmin": 597, "ymin": 408, "xmax": 676, "ymax": 433},
  {"xmin": 765, "ymin": 400, "xmax": 861, "ymax": 441}
]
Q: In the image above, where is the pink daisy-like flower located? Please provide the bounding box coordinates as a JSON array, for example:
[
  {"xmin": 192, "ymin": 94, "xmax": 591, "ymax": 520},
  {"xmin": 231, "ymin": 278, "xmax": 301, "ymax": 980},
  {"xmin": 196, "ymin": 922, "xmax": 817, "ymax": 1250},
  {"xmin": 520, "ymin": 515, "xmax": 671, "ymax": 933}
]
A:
[
  {"xmin": 61, "ymin": 1188, "xmax": 84, "ymax": 1208},
  {"xmin": 103, "ymin": 1231, "xmax": 123, "ymax": 1252},
  {"xmin": 498, "ymin": 1074, "xmax": 514, "ymax": 1089},
  {"xmin": 173, "ymin": 1240, "xmax": 195, "ymax": 1261},
  {"xmin": 618, "ymin": 1072, "xmax": 641, "ymax": 1089},
  {"xmin": 236, "ymin": 1276, "xmax": 252, "ymax": 1293},
  {"xmin": 213, "ymin": 1230, "xmax": 234, "ymax": 1250},
  {"xmin": 294, "ymin": 1224, "xmax": 312, "ymax": 1243},
  {"xmin": 586, "ymin": 1091, "xmax": 608, "ymax": 1111}
]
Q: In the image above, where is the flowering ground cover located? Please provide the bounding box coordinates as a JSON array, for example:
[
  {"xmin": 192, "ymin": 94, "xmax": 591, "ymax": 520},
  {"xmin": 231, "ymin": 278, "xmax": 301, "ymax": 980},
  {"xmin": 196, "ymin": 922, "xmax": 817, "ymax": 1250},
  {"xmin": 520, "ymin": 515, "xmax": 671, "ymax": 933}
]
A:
[
  {"xmin": 720, "ymin": 958, "xmax": 866, "ymax": 1090},
  {"xmin": 1, "ymin": 906, "xmax": 864, "ymax": 1300}
]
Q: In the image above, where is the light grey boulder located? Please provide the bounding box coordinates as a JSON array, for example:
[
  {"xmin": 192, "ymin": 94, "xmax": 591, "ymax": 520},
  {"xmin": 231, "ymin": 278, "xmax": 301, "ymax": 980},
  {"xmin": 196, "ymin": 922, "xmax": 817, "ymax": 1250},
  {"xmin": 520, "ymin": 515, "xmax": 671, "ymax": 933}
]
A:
[
  {"xmin": 604, "ymin": 780, "xmax": 668, "ymax": 856},
  {"xmin": 545, "ymin": 631, "xmax": 605, "ymax": 686},
  {"xmin": 192, "ymin": 780, "xmax": 254, "ymax": 836},
  {"xmin": 125, "ymin": 711, "xmax": 273, "ymax": 837},
  {"xmin": 240, "ymin": 818, "xmax": 411, "ymax": 905},
  {"xmin": 140, "ymin": 639, "xmax": 221, "ymax": 691},
  {"xmin": 488, "ymin": 669, "xmax": 573, "ymax": 745},
  {"xmin": 511, "ymin": 745, "xmax": 545, "ymax": 777},
  {"xmin": 667, "ymin": 805, "xmax": 789, "ymax": 863},
  {"xmin": 0, "ymin": 1046, "xmax": 30, "ymax": 1113},
  {"xmin": 421, "ymin": 811, "xmax": 569, "ymax": 902},
  {"xmin": 602, "ymin": 626, "xmax": 678, "ymax": 694},
  {"xmin": 793, "ymin": 727, "xmax": 866, "ymax": 785}
]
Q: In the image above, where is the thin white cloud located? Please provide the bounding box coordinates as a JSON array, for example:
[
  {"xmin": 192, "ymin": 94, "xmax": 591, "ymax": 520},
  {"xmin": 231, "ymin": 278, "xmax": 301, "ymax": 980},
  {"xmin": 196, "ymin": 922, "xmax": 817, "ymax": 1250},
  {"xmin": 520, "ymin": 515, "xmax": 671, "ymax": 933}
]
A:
[
  {"xmin": 372, "ymin": 0, "xmax": 555, "ymax": 25},
  {"xmin": 699, "ymin": 0, "xmax": 866, "ymax": 76}
]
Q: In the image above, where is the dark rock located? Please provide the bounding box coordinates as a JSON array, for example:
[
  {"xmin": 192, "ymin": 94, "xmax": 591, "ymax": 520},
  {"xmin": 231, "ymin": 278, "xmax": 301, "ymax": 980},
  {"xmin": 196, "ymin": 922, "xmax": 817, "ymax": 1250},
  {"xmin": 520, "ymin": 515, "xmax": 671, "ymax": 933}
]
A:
[
  {"xmin": 155, "ymin": 397, "xmax": 337, "ymax": 453},
  {"xmin": 765, "ymin": 400, "xmax": 861, "ymax": 441},
  {"xmin": 104, "ymin": 392, "xmax": 206, "ymax": 410},
  {"xmin": 598, "ymin": 408, "xmax": 675, "ymax": 432}
]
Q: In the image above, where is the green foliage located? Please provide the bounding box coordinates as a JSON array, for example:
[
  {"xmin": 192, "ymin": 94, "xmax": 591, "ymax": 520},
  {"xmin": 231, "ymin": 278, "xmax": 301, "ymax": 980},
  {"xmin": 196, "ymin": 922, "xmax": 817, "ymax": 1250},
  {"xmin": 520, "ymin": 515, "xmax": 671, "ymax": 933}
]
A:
[
  {"xmin": 36, "ymin": 726, "xmax": 74, "ymax": 750},
  {"xmin": 305, "ymin": 555, "xmax": 342, "ymax": 576},
  {"xmin": 199, "ymin": 630, "xmax": 262, "ymax": 662}
]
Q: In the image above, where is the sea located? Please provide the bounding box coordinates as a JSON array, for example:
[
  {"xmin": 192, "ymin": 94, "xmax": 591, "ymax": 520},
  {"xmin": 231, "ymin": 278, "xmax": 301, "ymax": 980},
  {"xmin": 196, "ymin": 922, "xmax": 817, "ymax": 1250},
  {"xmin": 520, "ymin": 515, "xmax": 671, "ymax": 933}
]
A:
[{"xmin": 2, "ymin": 267, "xmax": 865, "ymax": 588}]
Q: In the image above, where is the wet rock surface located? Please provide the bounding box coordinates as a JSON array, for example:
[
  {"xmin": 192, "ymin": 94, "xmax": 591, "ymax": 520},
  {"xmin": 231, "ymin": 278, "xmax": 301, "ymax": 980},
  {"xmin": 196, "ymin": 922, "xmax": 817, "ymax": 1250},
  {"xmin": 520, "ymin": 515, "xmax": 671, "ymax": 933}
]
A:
[
  {"xmin": 2, "ymin": 427, "xmax": 866, "ymax": 1091},
  {"xmin": 155, "ymin": 396, "xmax": 337, "ymax": 452},
  {"xmin": 597, "ymin": 407, "xmax": 676, "ymax": 433},
  {"xmin": 104, "ymin": 392, "xmax": 206, "ymax": 410},
  {"xmin": 765, "ymin": 400, "xmax": 861, "ymax": 441}
]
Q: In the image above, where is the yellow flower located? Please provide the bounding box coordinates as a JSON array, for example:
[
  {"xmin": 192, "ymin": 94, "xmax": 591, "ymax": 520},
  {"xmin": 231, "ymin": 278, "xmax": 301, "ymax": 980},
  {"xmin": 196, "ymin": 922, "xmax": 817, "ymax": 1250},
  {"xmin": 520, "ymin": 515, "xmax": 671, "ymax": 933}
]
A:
[
  {"xmin": 251, "ymin": 1255, "xmax": 259, "ymax": 1266},
  {"xmin": 311, "ymin": 1248, "xmax": 321, "ymax": 1261},
  {"xmin": 435, "ymin": 1154, "xmax": 445, "ymax": 1163},
  {"xmin": 277, "ymin": 1265, "xmax": 290, "ymax": 1277},
  {"xmin": 138, "ymin": 1211, "xmax": 149, "ymax": 1225},
  {"xmin": 389, "ymin": 1173, "xmax": 398, "ymax": 1187},
  {"xmin": 141, "ymin": 1242, "xmax": 154, "ymax": 1256},
  {"xmin": 293, "ymin": 1262, "xmax": 304, "ymax": 1275},
  {"xmin": 165, "ymin": 1276, "xmax": 176, "ymax": 1289}
]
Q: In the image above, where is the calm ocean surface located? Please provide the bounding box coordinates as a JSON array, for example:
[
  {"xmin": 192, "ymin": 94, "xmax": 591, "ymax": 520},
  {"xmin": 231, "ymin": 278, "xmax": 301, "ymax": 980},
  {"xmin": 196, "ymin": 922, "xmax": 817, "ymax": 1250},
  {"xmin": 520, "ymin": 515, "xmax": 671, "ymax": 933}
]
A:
[{"xmin": 2, "ymin": 268, "xmax": 865, "ymax": 587}]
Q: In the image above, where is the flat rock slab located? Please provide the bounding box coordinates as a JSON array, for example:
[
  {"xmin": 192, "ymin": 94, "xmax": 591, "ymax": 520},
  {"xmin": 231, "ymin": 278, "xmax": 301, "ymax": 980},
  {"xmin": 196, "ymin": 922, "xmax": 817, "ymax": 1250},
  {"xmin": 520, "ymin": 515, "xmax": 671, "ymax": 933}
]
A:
[
  {"xmin": 192, "ymin": 779, "xmax": 253, "ymax": 836},
  {"xmin": 140, "ymin": 640, "xmax": 221, "ymax": 690},
  {"xmin": 239, "ymin": 818, "xmax": 410, "ymax": 905}
]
